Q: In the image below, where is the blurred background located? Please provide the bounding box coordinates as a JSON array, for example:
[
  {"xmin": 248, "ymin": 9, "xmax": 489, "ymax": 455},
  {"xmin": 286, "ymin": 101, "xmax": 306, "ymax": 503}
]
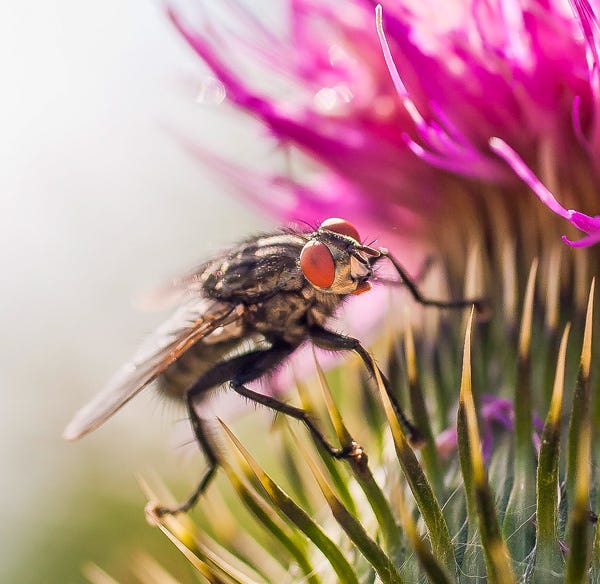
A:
[{"xmin": 1, "ymin": 1, "xmax": 277, "ymax": 580}]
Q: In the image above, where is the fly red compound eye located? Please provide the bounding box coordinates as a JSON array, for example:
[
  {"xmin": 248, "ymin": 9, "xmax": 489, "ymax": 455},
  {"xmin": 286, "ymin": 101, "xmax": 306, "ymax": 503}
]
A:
[
  {"xmin": 300, "ymin": 240, "xmax": 335, "ymax": 288},
  {"xmin": 320, "ymin": 218, "xmax": 361, "ymax": 242}
]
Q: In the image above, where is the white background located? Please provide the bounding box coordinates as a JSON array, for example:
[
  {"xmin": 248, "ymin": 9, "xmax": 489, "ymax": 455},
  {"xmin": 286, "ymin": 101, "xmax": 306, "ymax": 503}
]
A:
[{"xmin": 0, "ymin": 1, "xmax": 274, "ymax": 577}]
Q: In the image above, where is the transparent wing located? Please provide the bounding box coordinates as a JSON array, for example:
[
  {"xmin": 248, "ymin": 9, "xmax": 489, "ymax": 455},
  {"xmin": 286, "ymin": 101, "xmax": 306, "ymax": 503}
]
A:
[
  {"xmin": 63, "ymin": 298, "xmax": 240, "ymax": 440},
  {"xmin": 134, "ymin": 266, "xmax": 207, "ymax": 312}
]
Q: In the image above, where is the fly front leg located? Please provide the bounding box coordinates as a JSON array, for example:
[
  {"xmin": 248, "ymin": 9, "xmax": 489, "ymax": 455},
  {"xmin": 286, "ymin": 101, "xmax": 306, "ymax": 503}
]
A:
[
  {"xmin": 310, "ymin": 326, "xmax": 424, "ymax": 447},
  {"xmin": 374, "ymin": 254, "xmax": 434, "ymax": 287},
  {"xmin": 374, "ymin": 250, "xmax": 488, "ymax": 314}
]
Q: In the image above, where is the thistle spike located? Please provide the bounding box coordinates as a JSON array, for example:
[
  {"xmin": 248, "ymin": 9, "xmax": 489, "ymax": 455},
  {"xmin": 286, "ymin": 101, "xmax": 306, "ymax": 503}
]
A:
[
  {"xmin": 564, "ymin": 279, "xmax": 595, "ymax": 582},
  {"xmin": 404, "ymin": 323, "xmax": 444, "ymax": 498},
  {"xmin": 292, "ymin": 427, "xmax": 405, "ymax": 584},
  {"xmin": 82, "ymin": 564, "xmax": 121, "ymax": 584},
  {"xmin": 544, "ymin": 245, "xmax": 561, "ymax": 333},
  {"xmin": 218, "ymin": 419, "xmax": 360, "ymax": 584},
  {"xmin": 502, "ymin": 260, "xmax": 538, "ymax": 569},
  {"xmin": 533, "ymin": 323, "xmax": 571, "ymax": 583},
  {"xmin": 373, "ymin": 355, "xmax": 457, "ymax": 576},
  {"xmin": 220, "ymin": 461, "xmax": 320, "ymax": 584},
  {"xmin": 394, "ymin": 477, "xmax": 453, "ymax": 584},
  {"xmin": 313, "ymin": 350, "xmax": 403, "ymax": 554},
  {"xmin": 565, "ymin": 421, "xmax": 592, "ymax": 583},
  {"xmin": 458, "ymin": 308, "xmax": 515, "ymax": 584},
  {"xmin": 294, "ymin": 370, "xmax": 356, "ymax": 515}
]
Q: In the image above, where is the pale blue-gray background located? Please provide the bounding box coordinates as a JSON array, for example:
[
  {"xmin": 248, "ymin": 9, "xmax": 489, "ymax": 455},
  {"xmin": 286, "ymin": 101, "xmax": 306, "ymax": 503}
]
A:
[{"xmin": 0, "ymin": 1, "xmax": 282, "ymax": 580}]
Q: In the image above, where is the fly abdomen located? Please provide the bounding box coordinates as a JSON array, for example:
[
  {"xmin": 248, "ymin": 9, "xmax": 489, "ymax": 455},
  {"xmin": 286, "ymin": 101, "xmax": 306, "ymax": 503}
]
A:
[{"xmin": 158, "ymin": 337, "xmax": 241, "ymax": 400}]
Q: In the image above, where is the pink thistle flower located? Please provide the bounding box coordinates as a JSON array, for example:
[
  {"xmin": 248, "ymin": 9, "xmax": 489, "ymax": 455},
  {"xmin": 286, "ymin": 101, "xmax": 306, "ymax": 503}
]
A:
[
  {"xmin": 165, "ymin": 0, "xmax": 600, "ymax": 407},
  {"xmin": 168, "ymin": 1, "xmax": 439, "ymax": 251},
  {"xmin": 435, "ymin": 394, "xmax": 545, "ymax": 461},
  {"xmin": 170, "ymin": 0, "xmax": 600, "ymax": 250},
  {"xmin": 490, "ymin": 136, "xmax": 600, "ymax": 247}
]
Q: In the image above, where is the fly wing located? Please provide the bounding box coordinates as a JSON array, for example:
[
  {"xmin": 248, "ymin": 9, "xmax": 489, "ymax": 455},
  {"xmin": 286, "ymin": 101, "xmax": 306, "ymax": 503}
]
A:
[
  {"xmin": 63, "ymin": 298, "xmax": 240, "ymax": 440},
  {"xmin": 134, "ymin": 263, "xmax": 208, "ymax": 312}
]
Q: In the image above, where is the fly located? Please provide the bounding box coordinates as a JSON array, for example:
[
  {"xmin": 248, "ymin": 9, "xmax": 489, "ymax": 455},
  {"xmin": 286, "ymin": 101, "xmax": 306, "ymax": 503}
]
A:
[{"xmin": 64, "ymin": 217, "xmax": 484, "ymax": 516}]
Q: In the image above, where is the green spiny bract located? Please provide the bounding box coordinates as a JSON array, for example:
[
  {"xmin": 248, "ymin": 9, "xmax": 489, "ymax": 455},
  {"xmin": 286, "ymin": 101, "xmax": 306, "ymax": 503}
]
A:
[{"xmin": 139, "ymin": 229, "xmax": 600, "ymax": 584}]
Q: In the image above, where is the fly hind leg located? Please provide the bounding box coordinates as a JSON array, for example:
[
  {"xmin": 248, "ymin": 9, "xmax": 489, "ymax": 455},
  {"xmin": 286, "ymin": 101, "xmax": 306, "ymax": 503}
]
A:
[
  {"xmin": 151, "ymin": 413, "xmax": 218, "ymax": 517},
  {"xmin": 153, "ymin": 342, "xmax": 358, "ymax": 517},
  {"xmin": 153, "ymin": 349, "xmax": 279, "ymax": 517},
  {"xmin": 229, "ymin": 381, "xmax": 361, "ymax": 460}
]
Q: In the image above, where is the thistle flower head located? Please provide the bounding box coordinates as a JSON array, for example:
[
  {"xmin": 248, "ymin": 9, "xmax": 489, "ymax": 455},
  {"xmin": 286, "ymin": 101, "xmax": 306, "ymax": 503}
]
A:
[
  {"xmin": 88, "ymin": 1, "xmax": 600, "ymax": 582},
  {"xmin": 172, "ymin": 0, "xmax": 600, "ymax": 253},
  {"xmin": 139, "ymin": 260, "xmax": 597, "ymax": 582}
]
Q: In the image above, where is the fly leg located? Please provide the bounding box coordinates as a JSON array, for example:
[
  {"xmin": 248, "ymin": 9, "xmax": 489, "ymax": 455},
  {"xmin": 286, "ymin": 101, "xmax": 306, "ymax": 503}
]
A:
[
  {"xmin": 375, "ymin": 250, "xmax": 488, "ymax": 314},
  {"xmin": 153, "ymin": 348, "xmax": 282, "ymax": 517},
  {"xmin": 227, "ymin": 341, "xmax": 360, "ymax": 460},
  {"xmin": 229, "ymin": 383, "xmax": 360, "ymax": 459},
  {"xmin": 154, "ymin": 343, "xmax": 356, "ymax": 516},
  {"xmin": 152, "ymin": 413, "xmax": 219, "ymax": 517},
  {"xmin": 310, "ymin": 326, "xmax": 424, "ymax": 447},
  {"xmin": 374, "ymin": 254, "xmax": 434, "ymax": 287}
]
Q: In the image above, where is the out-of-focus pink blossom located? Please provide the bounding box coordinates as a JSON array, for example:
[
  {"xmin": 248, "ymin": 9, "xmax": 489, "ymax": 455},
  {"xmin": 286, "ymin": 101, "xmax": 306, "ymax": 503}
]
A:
[
  {"xmin": 435, "ymin": 395, "xmax": 543, "ymax": 460},
  {"xmin": 170, "ymin": 0, "xmax": 600, "ymax": 248},
  {"xmin": 165, "ymin": 0, "xmax": 600, "ymax": 399}
]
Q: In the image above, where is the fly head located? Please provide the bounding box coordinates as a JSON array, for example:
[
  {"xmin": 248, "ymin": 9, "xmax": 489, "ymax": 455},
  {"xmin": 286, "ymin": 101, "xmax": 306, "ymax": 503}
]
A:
[{"xmin": 300, "ymin": 218, "xmax": 382, "ymax": 296}]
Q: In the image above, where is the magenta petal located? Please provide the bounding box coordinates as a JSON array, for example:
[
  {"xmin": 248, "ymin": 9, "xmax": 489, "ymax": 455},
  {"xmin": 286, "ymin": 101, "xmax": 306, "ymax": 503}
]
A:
[
  {"xmin": 563, "ymin": 211, "xmax": 600, "ymax": 246},
  {"xmin": 563, "ymin": 231, "xmax": 600, "ymax": 247},
  {"xmin": 570, "ymin": 0, "xmax": 600, "ymax": 70},
  {"xmin": 532, "ymin": 414, "xmax": 544, "ymax": 432},
  {"xmin": 377, "ymin": 5, "xmax": 500, "ymax": 179},
  {"xmin": 436, "ymin": 427, "xmax": 458, "ymax": 459},
  {"xmin": 489, "ymin": 138, "xmax": 571, "ymax": 220},
  {"xmin": 436, "ymin": 395, "xmax": 547, "ymax": 459},
  {"xmin": 572, "ymin": 95, "xmax": 590, "ymax": 151},
  {"xmin": 481, "ymin": 429, "xmax": 494, "ymax": 461},
  {"xmin": 568, "ymin": 210, "xmax": 600, "ymax": 233},
  {"xmin": 532, "ymin": 432, "xmax": 542, "ymax": 454},
  {"xmin": 480, "ymin": 395, "xmax": 514, "ymax": 430},
  {"xmin": 170, "ymin": 0, "xmax": 600, "ymax": 260}
]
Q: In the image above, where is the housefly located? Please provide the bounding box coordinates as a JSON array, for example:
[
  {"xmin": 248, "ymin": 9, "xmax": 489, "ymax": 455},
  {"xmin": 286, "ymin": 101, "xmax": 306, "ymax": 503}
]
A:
[{"xmin": 64, "ymin": 217, "xmax": 483, "ymax": 515}]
